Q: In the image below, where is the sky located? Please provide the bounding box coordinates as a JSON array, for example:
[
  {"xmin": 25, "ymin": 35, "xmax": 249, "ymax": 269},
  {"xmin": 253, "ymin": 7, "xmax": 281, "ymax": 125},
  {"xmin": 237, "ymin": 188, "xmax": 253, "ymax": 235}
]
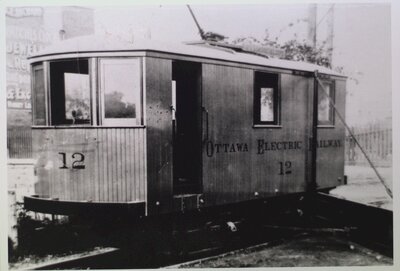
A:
[{"xmin": 93, "ymin": 3, "xmax": 392, "ymax": 127}]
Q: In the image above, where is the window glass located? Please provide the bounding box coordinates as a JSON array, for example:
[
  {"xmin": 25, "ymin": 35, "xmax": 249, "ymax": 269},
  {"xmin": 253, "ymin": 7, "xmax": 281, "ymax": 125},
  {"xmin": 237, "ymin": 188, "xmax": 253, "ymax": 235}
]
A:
[
  {"xmin": 100, "ymin": 58, "xmax": 141, "ymax": 126},
  {"xmin": 50, "ymin": 59, "xmax": 90, "ymax": 125},
  {"xmin": 260, "ymin": 87, "xmax": 274, "ymax": 122},
  {"xmin": 64, "ymin": 73, "xmax": 90, "ymax": 123},
  {"xmin": 318, "ymin": 82, "xmax": 334, "ymax": 125},
  {"xmin": 254, "ymin": 72, "xmax": 279, "ymax": 125},
  {"xmin": 33, "ymin": 64, "xmax": 46, "ymax": 125}
]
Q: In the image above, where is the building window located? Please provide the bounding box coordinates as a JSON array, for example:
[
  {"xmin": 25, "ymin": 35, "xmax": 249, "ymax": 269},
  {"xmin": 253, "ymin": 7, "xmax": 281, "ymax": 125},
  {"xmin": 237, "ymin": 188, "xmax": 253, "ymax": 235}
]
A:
[
  {"xmin": 32, "ymin": 64, "xmax": 46, "ymax": 125},
  {"xmin": 318, "ymin": 81, "xmax": 335, "ymax": 126},
  {"xmin": 254, "ymin": 72, "xmax": 279, "ymax": 125},
  {"xmin": 49, "ymin": 59, "xmax": 91, "ymax": 125},
  {"xmin": 99, "ymin": 58, "xmax": 142, "ymax": 126}
]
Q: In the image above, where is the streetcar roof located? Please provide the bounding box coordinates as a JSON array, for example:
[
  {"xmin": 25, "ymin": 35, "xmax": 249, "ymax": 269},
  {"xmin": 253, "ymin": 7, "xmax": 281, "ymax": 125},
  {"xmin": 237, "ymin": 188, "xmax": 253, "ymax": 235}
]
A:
[{"xmin": 29, "ymin": 35, "xmax": 344, "ymax": 77}]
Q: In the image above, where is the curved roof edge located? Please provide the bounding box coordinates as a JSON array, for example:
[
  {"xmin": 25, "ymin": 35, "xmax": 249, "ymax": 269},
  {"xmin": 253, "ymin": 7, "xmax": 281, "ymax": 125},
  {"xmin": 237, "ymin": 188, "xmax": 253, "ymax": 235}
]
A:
[{"xmin": 29, "ymin": 35, "xmax": 346, "ymax": 78}]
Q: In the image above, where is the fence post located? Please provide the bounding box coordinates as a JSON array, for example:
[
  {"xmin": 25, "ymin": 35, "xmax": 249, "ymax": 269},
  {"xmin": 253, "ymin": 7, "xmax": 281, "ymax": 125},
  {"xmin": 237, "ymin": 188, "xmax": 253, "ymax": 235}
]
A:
[{"xmin": 345, "ymin": 122, "xmax": 392, "ymax": 167}]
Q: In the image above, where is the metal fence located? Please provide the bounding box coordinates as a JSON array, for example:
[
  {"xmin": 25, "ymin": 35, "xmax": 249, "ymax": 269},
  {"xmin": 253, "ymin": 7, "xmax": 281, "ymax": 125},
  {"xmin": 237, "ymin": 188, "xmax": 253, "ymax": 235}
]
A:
[
  {"xmin": 7, "ymin": 127, "xmax": 32, "ymax": 159},
  {"xmin": 345, "ymin": 124, "xmax": 392, "ymax": 166}
]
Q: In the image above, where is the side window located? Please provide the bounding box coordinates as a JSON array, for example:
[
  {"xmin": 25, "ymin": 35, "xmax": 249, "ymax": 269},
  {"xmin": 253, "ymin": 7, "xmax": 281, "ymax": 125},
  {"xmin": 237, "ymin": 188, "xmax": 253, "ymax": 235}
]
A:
[
  {"xmin": 50, "ymin": 59, "xmax": 91, "ymax": 125},
  {"xmin": 318, "ymin": 81, "xmax": 335, "ymax": 126},
  {"xmin": 254, "ymin": 72, "xmax": 280, "ymax": 125},
  {"xmin": 99, "ymin": 58, "xmax": 142, "ymax": 126},
  {"xmin": 32, "ymin": 64, "xmax": 46, "ymax": 125}
]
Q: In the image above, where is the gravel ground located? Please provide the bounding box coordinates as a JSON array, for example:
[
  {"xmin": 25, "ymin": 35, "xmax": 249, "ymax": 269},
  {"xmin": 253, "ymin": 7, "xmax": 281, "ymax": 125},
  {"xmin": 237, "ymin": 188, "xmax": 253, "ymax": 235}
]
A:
[
  {"xmin": 179, "ymin": 234, "xmax": 392, "ymax": 268},
  {"xmin": 178, "ymin": 165, "xmax": 394, "ymax": 268}
]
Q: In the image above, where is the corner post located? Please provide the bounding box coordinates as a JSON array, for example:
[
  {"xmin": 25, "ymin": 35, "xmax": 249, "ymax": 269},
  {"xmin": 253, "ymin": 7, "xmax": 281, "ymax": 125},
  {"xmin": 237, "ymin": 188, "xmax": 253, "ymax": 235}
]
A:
[{"xmin": 310, "ymin": 70, "xmax": 319, "ymax": 192}]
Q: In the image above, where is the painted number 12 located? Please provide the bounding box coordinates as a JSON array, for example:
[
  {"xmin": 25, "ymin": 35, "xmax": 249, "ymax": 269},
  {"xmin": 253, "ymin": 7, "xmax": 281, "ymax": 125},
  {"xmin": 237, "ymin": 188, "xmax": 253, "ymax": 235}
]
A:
[
  {"xmin": 59, "ymin": 152, "xmax": 85, "ymax": 169},
  {"xmin": 279, "ymin": 161, "xmax": 292, "ymax": 175}
]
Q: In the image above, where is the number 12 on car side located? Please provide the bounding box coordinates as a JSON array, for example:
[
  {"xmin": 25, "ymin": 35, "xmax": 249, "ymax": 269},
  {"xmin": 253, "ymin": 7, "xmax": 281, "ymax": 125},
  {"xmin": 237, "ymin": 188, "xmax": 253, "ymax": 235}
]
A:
[{"xmin": 59, "ymin": 152, "xmax": 85, "ymax": 169}]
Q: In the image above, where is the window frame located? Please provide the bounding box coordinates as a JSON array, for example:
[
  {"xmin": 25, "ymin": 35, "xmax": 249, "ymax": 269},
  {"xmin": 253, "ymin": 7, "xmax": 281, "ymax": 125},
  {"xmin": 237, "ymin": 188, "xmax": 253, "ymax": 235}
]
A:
[
  {"xmin": 47, "ymin": 58, "xmax": 92, "ymax": 127},
  {"xmin": 317, "ymin": 79, "xmax": 335, "ymax": 127},
  {"xmin": 253, "ymin": 71, "xmax": 281, "ymax": 127},
  {"xmin": 31, "ymin": 57, "xmax": 145, "ymax": 128},
  {"xmin": 32, "ymin": 63, "xmax": 48, "ymax": 126},
  {"xmin": 98, "ymin": 57, "xmax": 143, "ymax": 127}
]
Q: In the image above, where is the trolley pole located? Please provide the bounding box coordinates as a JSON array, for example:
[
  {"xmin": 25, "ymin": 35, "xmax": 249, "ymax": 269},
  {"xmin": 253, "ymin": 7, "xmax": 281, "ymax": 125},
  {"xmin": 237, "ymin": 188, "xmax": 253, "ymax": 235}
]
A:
[{"xmin": 310, "ymin": 70, "xmax": 319, "ymax": 191}]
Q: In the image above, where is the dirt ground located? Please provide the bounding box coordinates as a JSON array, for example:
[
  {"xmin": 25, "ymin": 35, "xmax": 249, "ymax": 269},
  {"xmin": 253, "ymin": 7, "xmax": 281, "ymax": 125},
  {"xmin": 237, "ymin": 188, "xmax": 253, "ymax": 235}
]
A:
[
  {"xmin": 180, "ymin": 234, "xmax": 392, "ymax": 268},
  {"xmin": 179, "ymin": 165, "xmax": 394, "ymax": 268}
]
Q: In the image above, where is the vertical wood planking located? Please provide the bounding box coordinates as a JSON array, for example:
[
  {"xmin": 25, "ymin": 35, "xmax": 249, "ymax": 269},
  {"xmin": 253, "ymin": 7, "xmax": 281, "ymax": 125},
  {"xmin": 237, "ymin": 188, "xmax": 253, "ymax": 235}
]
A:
[
  {"xmin": 122, "ymin": 129, "xmax": 126, "ymax": 202},
  {"xmin": 316, "ymin": 79, "xmax": 346, "ymax": 188},
  {"xmin": 111, "ymin": 128, "xmax": 116, "ymax": 201},
  {"xmin": 202, "ymin": 65, "xmax": 311, "ymax": 206},
  {"xmin": 116, "ymin": 129, "xmax": 120, "ymax": 201},
  {"xmin": 202, "ymin": 64, "xmax": 253, "ymax": 205},
  {"xmin": 145, "ymin": 57, "xmax": 173, "ymax": 215},
  {"xmin": 100, "ymin": 128, "xmax": 105, "ymax": 201},
  {"xmin": 33, "ymin": 127, "xmax": 147, "ymax": 203},
  {"xmin": 135, "ymin": 129, "xmax": 140, "ymax": 201},
  {"xmin": 132, "ymin": 129, "xmax": 136, "ymax": 201}
]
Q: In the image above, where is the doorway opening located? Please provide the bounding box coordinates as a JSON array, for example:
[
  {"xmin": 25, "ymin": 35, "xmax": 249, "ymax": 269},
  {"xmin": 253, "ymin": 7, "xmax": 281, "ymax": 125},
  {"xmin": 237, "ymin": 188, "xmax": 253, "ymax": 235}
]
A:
[{"xmin": 172, "ymin": 61, "xmax": 202, "ymax": 195}]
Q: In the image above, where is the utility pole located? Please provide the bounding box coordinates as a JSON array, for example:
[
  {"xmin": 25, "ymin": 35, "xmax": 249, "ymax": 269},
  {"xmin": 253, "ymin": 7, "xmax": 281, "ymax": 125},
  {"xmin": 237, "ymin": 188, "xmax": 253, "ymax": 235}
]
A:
[
  {"xmin": 326, "ymin": 5, "xmax": 335, "ymax": 66},
  {"xmin": 308, "ymin": 4, "xmax": 318, "ymax": 192},
  {"xmin": 307, "ymin": 4, "xmax": 317, "ymax": 48}
]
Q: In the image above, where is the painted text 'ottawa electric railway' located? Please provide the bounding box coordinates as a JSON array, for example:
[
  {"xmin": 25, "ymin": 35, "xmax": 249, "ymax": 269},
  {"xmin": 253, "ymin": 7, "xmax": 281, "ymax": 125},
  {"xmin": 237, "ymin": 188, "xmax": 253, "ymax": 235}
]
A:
[{"xmin": 206, "ymin": 139, "xmax": 342, "ymax": 157}]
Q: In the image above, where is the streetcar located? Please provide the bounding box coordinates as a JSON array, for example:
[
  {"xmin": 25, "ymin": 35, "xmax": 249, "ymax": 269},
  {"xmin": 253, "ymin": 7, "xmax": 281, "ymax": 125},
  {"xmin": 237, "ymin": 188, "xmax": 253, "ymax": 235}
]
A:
[{"xmin": 24, "ymin": 35, "xmax": 346, "ymax": 217}]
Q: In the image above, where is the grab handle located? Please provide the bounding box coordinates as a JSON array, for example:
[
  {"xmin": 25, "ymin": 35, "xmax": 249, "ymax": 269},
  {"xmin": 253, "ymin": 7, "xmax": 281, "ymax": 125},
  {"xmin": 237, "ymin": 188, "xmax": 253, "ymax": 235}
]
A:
[
  {"xmin": 202, "ymin": 106, "xmax": 209, "ymax": 141},
  {"xmin": 171, "ymin": 105, "xmax": 177, "ymax": 138}
]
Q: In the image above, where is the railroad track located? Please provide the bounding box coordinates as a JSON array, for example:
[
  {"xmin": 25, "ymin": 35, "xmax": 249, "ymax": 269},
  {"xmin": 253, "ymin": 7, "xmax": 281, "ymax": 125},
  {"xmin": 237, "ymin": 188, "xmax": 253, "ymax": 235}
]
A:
[
  {"xmin": 27, "ymin": 192, "xmax": 393, "ymax": 269},
  {"xmin": 29, "ymin": 228, "xmax": 302, "ymax": 269},
  {"xmin": 30, "ymin": 248, "xmax": 120, "ymax": 270},
  {"xmin": 310, "ymin": 192, "xmax": 393, "ymax": 257}
]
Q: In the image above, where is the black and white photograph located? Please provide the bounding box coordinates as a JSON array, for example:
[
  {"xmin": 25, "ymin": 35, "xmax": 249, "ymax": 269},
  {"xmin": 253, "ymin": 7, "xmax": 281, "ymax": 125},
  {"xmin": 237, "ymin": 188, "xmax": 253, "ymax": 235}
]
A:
[{"xmin": 2, "ymin": 1, "xmax": 398, "ymax": 269}]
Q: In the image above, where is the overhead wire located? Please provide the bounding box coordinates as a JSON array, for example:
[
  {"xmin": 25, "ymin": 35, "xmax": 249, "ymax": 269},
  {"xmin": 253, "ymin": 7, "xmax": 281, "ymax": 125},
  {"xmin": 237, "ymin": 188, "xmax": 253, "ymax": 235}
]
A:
[{"xmin": 316, "ymin": 4, "xmax": 335, "ymax": 30}]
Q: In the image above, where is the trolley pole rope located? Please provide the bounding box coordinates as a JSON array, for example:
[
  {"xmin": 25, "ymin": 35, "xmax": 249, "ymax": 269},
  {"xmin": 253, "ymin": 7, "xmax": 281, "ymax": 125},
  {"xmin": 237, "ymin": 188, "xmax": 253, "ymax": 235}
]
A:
[{"xmin": 314, "ymin": 71, "xmax": 393, "ymax": 199}]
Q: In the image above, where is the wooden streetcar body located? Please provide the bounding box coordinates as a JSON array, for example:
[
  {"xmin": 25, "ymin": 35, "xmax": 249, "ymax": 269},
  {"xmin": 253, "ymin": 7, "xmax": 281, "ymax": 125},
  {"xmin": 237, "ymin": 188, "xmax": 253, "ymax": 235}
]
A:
[{"xmin": 26, "ymin": 36, "xmax": 346, "ymax": 217}]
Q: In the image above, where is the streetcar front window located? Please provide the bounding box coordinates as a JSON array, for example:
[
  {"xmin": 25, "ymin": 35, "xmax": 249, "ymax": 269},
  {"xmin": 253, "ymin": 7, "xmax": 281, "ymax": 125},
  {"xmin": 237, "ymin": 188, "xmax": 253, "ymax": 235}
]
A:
[
  {"xmin": 99, "ymin": 58, "xmax": 142, "ymax": 126},
  {"xmin": 32, "ymin": 57, "xmax": 143, "ymax": 127},
  {"xmin": 50, "ymin": 59, "xmax": 91, "ymax": 125}
]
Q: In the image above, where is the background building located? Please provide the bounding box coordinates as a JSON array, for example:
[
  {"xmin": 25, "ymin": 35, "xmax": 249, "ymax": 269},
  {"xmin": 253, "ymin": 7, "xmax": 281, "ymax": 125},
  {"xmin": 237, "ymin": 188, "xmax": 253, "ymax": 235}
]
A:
[
  {"xmin": 6, "ymin": 6, "xmax": 94, "ymax": 158},
  {"xmin": 7, "ymin": 6, "xmax": 94, "ymax": 128}
]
